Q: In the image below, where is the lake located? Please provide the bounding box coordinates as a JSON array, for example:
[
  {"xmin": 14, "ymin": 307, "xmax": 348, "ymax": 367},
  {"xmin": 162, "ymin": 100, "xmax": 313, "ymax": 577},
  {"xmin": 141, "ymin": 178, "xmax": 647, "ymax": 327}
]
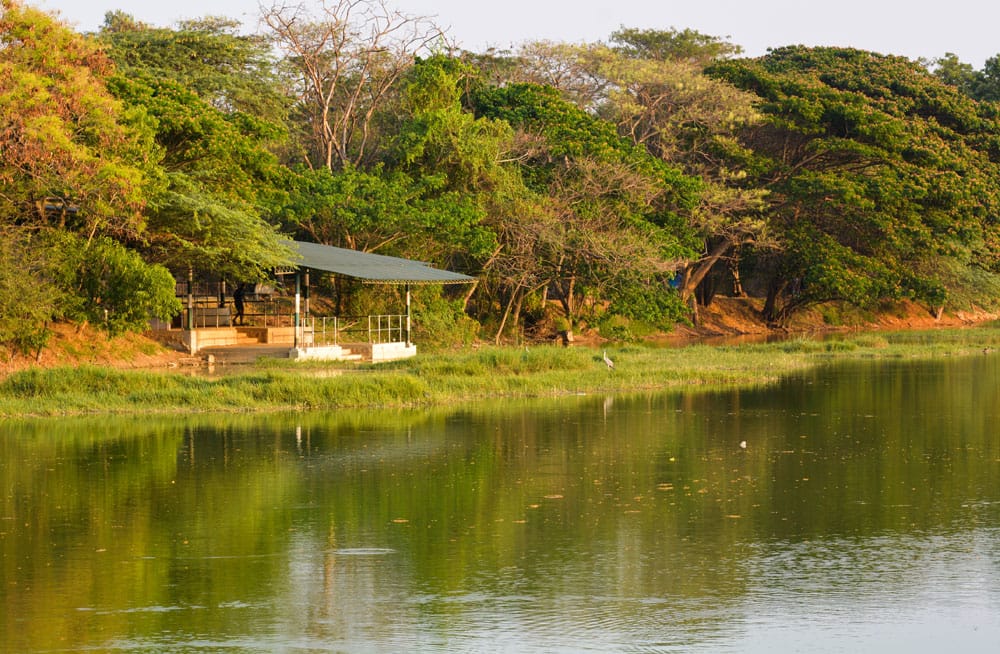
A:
[{"xmin": 2, "ymin": 354, "xmax": 999, "ymax": 652}]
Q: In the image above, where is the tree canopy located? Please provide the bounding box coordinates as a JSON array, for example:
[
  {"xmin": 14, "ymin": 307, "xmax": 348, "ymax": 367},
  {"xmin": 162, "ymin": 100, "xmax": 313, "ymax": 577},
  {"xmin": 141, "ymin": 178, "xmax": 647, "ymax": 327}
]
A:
[
  {"xmin": 0, "ymin": 2, "xmax": 150, "ymax": 237},
  {"xmin": 6, "ymin": 0, "xmax": 1000, "ymax": 354},
  {"xmin": 709, "ymin": 46, "xmax": 1000, "ymax": 322}
]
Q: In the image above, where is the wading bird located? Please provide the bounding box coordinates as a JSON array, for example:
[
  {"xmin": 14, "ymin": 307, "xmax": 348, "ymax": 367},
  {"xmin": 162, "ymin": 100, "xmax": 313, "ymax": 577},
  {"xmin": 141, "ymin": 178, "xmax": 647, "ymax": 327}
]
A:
[{"xmin": 603, "ymin": 350, "xmax": 615, "ymax": 370}]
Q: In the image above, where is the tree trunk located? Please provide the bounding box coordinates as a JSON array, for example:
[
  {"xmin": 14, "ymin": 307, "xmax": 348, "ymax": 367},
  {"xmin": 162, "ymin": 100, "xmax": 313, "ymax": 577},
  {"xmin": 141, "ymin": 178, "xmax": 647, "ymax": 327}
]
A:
[
  {"xmin": 461, "ymin": 279, "xmax": 479, "ymax": 312},
  {"xmin": 495, "ymin": 287, "xmax": 521, "ymax": 345},
  {"xmin": 762, "ymin": 278, "xmax": 788, "ymax": 325},
  {"xmin": 680, "ymin": 237, "xmax": 737, "ymax": 304},
  {"xmin": 557, "ymin": 275, "xmax": 576, "ymax": 325},
  {"xmin": 730, "ymin": 258, "xmax": 745, "ymax": 297},
  {"xmin": 510, "ymin": 292, "xmax": 525, "ymax": 343}
]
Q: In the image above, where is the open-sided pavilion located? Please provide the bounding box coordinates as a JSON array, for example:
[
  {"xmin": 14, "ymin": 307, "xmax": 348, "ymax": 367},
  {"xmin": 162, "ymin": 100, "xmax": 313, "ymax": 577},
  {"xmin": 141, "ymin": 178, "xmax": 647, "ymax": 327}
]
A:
[{"xmin": 171, "ymin": 240, "xmax": 475, "ymax": 362}]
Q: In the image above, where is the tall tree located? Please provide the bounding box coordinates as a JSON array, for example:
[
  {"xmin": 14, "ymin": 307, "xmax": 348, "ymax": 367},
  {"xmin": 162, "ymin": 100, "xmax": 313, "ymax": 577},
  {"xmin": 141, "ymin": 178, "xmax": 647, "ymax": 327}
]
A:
[
  {"xmin": 0, "ymin": 0, "xmax": 151, "ymax": 238},
  {"xmin": 709, "ymin": 46, "xmax": 1000, "ymax": 323},
  {"xmin": 100, "ymin": 16, "xmax": 296, "ymax": 278},
  {"xmin": 604, "ymin": 29, "xmax": 768, "ymax": 309},
  {"xmin": 279, "ymin": 56, "xmax": 503, "ymax": 263},
  {"xmin": 262, "ymin": 0, "xmax": 444, "ymax": 171},
  {"xmin": 492, "ymin": 30, "xmax": 768, "ymax": 314},
  {"xmin": 930, "ymin": 52, "xmax": 1000, "ymax": 104},
  {"xmin": 972, "ymin": 55, "xmax": 1000, "ymax": 103},
  {"xmin": 107, "ymin": 73, "xmax": 295, "ymax": 279},
  {"xmin": 931, "ymin": 52, "xmax": 979, "ymax": 97},
  {"xmin": 610, "ymin": 26, "xmax": 743, "ymax": 64},
  {"xmin": 470, "ymin": 82, "xmax": 700, "ymax": 328},
  {"xmin": 100, "ymin": 13, "xmax": 288, "ymax": 124},
  {"xmin": 0, "ymin": 2, "xmax": 182, "ymax": 349}
]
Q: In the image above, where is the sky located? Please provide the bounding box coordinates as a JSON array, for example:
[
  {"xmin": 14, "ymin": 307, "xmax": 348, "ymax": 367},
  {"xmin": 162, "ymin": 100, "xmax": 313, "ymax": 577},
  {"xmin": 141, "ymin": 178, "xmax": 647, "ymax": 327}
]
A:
[{"xmin": 32, "ymin": 0, "xmax": 1000, "ymax": 68}]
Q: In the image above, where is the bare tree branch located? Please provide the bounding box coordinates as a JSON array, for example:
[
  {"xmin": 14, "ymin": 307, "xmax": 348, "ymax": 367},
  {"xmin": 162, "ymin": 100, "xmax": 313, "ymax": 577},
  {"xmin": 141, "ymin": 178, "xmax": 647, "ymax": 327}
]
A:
[{"xmin": 261, "ymin": 0, "xmax": 445, "ymax": 170}]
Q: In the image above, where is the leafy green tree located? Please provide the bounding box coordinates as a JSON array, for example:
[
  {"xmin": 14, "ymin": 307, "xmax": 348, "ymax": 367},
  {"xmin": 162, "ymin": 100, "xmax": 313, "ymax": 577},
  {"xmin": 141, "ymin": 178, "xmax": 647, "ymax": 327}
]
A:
[
  {"xmin": 610, "ymin": 26, "xmax": 743, "ymax": 64},
  {"xmin": 104, "ymin": 55, "xmax": 294, "ymax": 279},
  {"xmin": 100, "ymin": 13, "xmax": 288, "ymax": 125},
  {"xmin": 72, "ymin": 236, "xmax": 182, "ymax": 335},
  {"xmin": 601, "ymin": 30, "xmax": 768, "ymax": 311},
  {"xmin": 930, "ymin": 52, "xmax": 979, "ymax": 96},
  {"xmin": 710, "ymin": 46, "xmax": 1000, "ymax": 323},
  {"xmin": 0, "ymin": 2, "xmax": 186, "ymax": 355},
  {"xmin": 386, "ymin": 56, "xmax": 517, "ymax": 261},
  {"xmin": 278, "ymin": 57, "xmax": 504, "ymax": 264},
  {"xmin": 972, "ymin": 55, "xmax": 1000, "ymax": 102},
  {"xmin": 469, "ymin": 81, "xmax": 701, "ymax": 328},
  {"xmin": 0, "ymin": 229, "xmax": 68, "ymax": 360},
  {"xmin": 281, "ymin": 165, "xmax": 490, "ymax": 261},
  {"xmin": 0, "ymin": 1, "xmax": 152, "ymax": 237},
  {"xmin": 0, "ymin": 227, "xmax": 179, "ymax": 352},
  {"xmin": 486, "ymin": 32, "xmax": 766, "ymax": 319},
  {"xmin": 932, "ymin": 52, "xmax": 1000, "ymax": 103},
  {"xmin": 99, "ymin": 14, "xmax": 299, "ymax": 278}
]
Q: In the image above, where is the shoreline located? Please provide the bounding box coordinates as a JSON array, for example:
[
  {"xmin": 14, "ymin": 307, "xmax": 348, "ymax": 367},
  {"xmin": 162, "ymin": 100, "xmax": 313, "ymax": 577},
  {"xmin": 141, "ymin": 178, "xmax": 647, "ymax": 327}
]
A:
[{"xmin": 3, "ymin": 323, "xmax": 1000, "ymax": 419}]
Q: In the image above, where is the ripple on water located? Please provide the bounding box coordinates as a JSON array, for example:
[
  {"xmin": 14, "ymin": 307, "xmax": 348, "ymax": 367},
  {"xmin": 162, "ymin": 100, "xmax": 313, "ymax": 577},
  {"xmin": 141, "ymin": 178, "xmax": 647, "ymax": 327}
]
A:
[{"xmin": 328, "ymin": 547, "xmax": 397, "ymax": 556}]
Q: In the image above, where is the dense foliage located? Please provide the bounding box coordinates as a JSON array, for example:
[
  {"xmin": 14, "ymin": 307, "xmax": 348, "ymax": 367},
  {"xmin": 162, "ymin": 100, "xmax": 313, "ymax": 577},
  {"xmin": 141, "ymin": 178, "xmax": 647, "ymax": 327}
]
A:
[
  {"xmin": 4, "ymin": 0, "xmax": 1000, "ymax": 357},
  {"xmin": 709, "ymin": 47, "xmax": 1000, "ymax": 322}
]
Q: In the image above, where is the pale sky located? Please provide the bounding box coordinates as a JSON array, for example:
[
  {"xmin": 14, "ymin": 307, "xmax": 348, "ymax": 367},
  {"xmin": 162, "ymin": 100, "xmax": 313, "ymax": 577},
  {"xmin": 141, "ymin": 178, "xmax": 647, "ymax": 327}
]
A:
[{"xmin": 32, "ymin": 0, "xmax": 1000, "ymax": 68}]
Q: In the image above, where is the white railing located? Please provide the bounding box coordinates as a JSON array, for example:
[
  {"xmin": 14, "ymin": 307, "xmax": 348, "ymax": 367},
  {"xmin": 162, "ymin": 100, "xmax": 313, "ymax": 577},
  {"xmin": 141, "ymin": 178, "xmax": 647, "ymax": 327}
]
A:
[{"xmin": 300, "ymin": 315, "xmax": 407, "ymax": 348}]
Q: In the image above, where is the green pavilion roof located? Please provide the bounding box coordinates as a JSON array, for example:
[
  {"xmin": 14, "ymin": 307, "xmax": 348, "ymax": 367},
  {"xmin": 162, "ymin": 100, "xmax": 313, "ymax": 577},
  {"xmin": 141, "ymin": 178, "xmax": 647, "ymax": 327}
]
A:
[{"xmin": 285, "ymin": 240, "xmax": 475, "ymax": 285}]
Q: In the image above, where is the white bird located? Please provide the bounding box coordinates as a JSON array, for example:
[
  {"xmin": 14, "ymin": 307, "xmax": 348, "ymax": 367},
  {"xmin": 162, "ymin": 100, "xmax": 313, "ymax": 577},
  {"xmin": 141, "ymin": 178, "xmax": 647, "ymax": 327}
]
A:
[
  {"xmin": 739, "ymin": 440, "xmax": 747, "ymax": 449},
  {"xmin": 602, "ymin": 350, "xmax": 615, "ymax": 370}
]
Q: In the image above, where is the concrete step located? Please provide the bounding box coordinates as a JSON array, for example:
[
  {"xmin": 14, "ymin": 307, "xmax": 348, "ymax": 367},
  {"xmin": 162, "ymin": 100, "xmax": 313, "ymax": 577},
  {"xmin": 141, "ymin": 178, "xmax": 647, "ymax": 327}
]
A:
[{"xmin": 200, "ymin": 345, "xmax": 291, "ymax": 364}]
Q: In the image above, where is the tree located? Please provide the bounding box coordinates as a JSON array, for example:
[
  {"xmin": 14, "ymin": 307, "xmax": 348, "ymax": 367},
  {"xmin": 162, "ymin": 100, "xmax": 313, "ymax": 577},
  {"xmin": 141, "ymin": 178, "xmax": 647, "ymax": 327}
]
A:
[
  {"xmin": 100, "ymin": 13, "xmax": 288, "ymax": 124},
  {"xmin": 0, "ymin": 2, "xmax": 185, "ymax": 354},
  {"xmin": 0, "ymin": 228, "xmax": 68, "ymax": 360},
  {"xmin": 71, "ymin": 235, "xmax": 182, "ymax": 336},
  {"xmin": 930, "ymin": 52, "xmax": 978, "ymax": 96},
  {"xmin": 931, "ymin": 52, "xmax": 1000, "ymax": 103},
  {"xmin": 972, "ymin": 55, "xmax": 1000, "ymax": 102},
  {"xmin": 279, "ymin": 57, "xmax": 503, "ymax": 263},
  {"xmin": 103, "ymin": 47, "xmax": 295, "ymax": 279},
  {"xmin": 99, "ymin": 13, "xmax": 302, "ymax": 278},
  {"xmin": 709, "ymin": 46, "xmax": 1000, "ymax": 323},
  {"xmin": 482, "ymin": 31, "xmax": 769, "ymax": 318},
  {"xmin": 0, "ymin": 1, "xmax": 151, "ymax": 238},
  {"xmin": 469, "ymin": 82, "xmax": 700, "ymax": 329},
  {"xmin": 603, "ymin": 29, "xmax": 768, "ymax": 310},
  {"xmin": 610, "ymin": 26, "xmax": 743, "ymax": 64},
  {"xmin": 280, "ymin": 164, "xmax": 491, "ymax": 262},
  {"xmin": 262, "ymin": 0, "xmax": 444, "ymax": 171}
]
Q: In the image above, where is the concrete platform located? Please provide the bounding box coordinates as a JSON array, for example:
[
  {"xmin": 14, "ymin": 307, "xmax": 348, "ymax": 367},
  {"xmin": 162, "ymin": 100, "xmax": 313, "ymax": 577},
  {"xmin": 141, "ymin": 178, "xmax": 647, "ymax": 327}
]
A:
[{"xmin": 197, "ymin": 345, "xmax": 292, "ymax": 365}]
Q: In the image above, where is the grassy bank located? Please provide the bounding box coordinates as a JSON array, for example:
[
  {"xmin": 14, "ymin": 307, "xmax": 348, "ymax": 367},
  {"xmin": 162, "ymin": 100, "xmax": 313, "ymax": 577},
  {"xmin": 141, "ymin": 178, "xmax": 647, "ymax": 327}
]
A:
[{"xmin": 3, "ymin": 325, "xmax": 1000, "ymax": 418}]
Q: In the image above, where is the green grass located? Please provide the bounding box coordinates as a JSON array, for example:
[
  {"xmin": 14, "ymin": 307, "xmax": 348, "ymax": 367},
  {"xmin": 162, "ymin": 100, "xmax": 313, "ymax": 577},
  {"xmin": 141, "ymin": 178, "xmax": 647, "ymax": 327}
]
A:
[{"xmin": 3, "ymin": 325, "xmax": 1000, "ymax": 418}]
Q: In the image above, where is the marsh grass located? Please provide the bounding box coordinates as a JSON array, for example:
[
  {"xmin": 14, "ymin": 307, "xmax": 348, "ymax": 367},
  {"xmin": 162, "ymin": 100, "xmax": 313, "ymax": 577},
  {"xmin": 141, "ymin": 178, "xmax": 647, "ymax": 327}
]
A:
[{"xmin": 4, "ymin": 326, "xmax": 1000, "ymax": 418}]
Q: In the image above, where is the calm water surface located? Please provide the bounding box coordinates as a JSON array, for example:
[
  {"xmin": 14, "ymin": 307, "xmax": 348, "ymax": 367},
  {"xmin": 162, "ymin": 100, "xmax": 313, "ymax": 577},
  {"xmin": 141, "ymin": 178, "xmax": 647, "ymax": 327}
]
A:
[{"xmin": 2, "ymin": 355, "xmax": 1000, "ymax": 652}]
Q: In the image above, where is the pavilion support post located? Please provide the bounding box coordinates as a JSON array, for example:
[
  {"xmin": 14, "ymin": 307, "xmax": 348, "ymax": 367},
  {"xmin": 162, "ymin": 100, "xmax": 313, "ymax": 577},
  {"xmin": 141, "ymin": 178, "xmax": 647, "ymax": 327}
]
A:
[
  {"xmin": 405, "ymin": 283, "xmax": 411, "ymax": 347},
  {"xmin": 186, "ymin": 267, "xmax": 194, "ymax": 330},
  {"xmin": 294, "ymin": 270, "xmax": 301, "ymax": 348},
  {"xmin": 304, "ymin": 271, "xmax": 310, "ymax": 319}
]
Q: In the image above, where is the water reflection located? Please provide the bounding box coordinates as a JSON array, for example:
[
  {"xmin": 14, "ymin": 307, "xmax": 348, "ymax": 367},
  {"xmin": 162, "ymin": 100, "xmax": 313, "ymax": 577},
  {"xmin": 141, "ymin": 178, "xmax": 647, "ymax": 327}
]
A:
[{"xmin": 2, "ymin": 356, "xmax": 1000, "ymax": 652}]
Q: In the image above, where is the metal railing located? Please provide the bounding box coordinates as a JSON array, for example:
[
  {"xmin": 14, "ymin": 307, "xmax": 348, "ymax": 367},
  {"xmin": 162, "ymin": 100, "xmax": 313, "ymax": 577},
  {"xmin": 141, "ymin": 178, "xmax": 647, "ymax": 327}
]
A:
[
  {"xmin": 182, "ymin": 301, "xmax": 407, "ymax": 348},
  {"xmin": 302, "ymin": 314, "xmax": 407, "ymax": 348},
  {"xmin": 187, "ymin": 306, "xmax": 232, "ymax": 328},
  {"xmin": 187, "ymin": 300, "xmax": 300, "ymax": 328}
]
